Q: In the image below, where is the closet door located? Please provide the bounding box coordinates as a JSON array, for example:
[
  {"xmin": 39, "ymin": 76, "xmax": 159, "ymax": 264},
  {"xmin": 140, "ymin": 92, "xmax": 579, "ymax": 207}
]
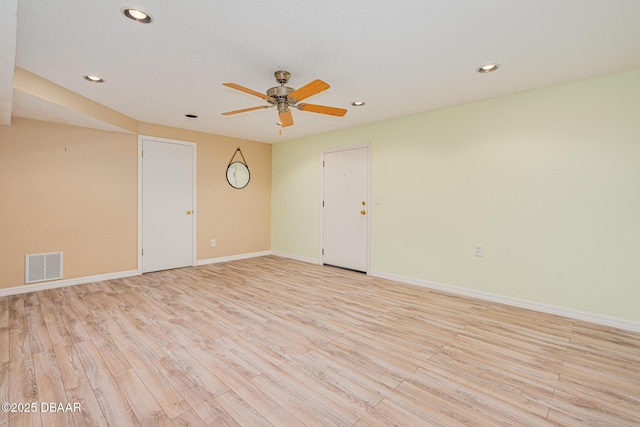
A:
[{"xmin": 141, "ymin": 137, "xmax": 195, "ymax": 273}]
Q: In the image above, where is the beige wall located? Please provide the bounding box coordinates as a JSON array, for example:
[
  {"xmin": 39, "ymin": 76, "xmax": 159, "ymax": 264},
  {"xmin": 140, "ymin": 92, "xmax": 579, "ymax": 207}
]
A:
[
  {"xmin": 0, "ymin": 118, "xmax": 138, "ymax": 288},
  {"xmin": 272, "ymin": 69, "xmax": 640, "ymax": 323},
  {"xmin": 0, "ymin": 118, "xmax": 271, "ymax": 290},
  {"xmin": 138, "ymin": 123, "xmax": 271, "ymax": 260}
]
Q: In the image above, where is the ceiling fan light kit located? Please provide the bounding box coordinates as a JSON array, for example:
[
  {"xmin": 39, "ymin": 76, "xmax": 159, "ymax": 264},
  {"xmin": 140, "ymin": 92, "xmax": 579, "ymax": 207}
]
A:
[{"xmin": 222, "ymin": 71, "xmax": 347, "ymax": 128}]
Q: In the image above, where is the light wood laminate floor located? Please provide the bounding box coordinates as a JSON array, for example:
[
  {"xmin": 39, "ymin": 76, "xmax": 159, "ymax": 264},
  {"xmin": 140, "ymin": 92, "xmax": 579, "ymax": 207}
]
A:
[{"xmin": 1, "ymin": 256, "xmax": 639, "ymax": 426}]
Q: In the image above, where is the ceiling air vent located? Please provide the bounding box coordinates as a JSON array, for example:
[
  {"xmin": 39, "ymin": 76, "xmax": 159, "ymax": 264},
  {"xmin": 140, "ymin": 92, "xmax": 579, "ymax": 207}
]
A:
[{"xmin": 25, "ymin": 252, "xmax": 63, "ymax": 284}]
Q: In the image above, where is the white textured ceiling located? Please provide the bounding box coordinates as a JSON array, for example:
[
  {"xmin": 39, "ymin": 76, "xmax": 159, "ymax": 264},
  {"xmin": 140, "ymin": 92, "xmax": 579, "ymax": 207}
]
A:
[{"xmin": 7, "ymin": 0, "xmax": 640, "ymax": 143}]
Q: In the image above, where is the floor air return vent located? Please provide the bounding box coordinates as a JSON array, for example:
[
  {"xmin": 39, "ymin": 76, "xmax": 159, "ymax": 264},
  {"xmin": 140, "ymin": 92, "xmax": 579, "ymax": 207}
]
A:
[{"xmin": 25, "ymin": 252, "xmax": 63, "ymax": 283}]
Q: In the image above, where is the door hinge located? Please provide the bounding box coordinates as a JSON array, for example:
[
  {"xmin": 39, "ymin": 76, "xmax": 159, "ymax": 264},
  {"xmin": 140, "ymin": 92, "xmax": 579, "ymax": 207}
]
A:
[
  {"xmin": 141, "ymin": 249, "xmax": 144, "ymax": 256},
  {"xmin": 322, "ymin": 200, "xmax": 324, "ymax": 207},
  {"xmin": 322, "ymin": 249, "xmax": 324, "ymax": 255},
  {"xmin": 323, "ymin": 160, "xmax": 325, "ymax": 167},
  {"xmin": 141, "ymin": 150, "xmax": 144, "ymax": 158}
]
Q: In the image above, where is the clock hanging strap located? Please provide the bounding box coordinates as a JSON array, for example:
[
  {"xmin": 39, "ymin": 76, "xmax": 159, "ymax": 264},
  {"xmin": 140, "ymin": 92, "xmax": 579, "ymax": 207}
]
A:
[{"xmin": 228, "ymin": 147, "xmax": 247, "ymax": 166}]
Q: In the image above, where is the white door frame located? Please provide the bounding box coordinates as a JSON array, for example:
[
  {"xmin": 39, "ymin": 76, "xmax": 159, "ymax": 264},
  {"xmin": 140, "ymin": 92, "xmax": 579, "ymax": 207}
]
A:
[
  {"xmin": 320, "ymin": 144, "xmax": 371, "ymax": 273},
  {"xmin": 137, "ymin": 135, "xmax": 197, "ymax": 274}
]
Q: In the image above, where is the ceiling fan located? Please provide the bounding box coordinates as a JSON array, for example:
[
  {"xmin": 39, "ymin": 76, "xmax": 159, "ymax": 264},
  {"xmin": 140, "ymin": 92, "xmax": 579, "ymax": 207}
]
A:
[{"xmin": 221, "ymin": 70, "xmax": 347, "ymax": 127}]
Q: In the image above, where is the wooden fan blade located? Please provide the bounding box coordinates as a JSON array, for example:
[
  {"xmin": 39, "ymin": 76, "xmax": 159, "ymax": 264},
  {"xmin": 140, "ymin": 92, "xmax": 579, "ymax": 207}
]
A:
[
  {"xmin": 279, "ymin": 110, "xmax": 294, "ymax": 127},
  {"xmin": 288, "ymin": 79, "xmax": 330, "ymax": 102},
  {"xmin": 297, "ymin": 103, "xmax": 347, "ymax": 117},
  {"xmin": 221, "ymin": 106, "xmax": 270, "ymax": 116},
  {"xmin": 223, "ymin": 83, "xmax": 272, "ymax": 100}
]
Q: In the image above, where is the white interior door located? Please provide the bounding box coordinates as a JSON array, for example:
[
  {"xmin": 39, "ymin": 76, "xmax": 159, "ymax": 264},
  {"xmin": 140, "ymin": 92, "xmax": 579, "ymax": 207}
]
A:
[
  {"xmin": 322, "ymin": 147, "xmax": 369, "ymax": 272},
  {"xmin": 141, "ymin": 137, "xmax": 195, "ymax": 273}
]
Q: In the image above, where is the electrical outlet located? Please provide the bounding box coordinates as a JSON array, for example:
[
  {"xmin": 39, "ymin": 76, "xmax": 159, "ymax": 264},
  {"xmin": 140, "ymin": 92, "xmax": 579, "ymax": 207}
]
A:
[
  {"xmin": 210, "ymin": 239, "xmax": 216, "ymax": 247},
  {"xmin": 474, "ymin": 245, "xmax": 483, "ymax": 257},
  {"xmin": 474, "ymin": 244, "xmax": 483, "ymax": 257}
]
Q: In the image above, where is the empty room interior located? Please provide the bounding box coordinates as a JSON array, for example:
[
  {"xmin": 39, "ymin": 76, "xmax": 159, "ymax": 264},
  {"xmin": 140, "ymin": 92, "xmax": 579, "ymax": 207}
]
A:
[{"xmin": 1, "ymin": 1, "xmax": 640, "ymax": 426}]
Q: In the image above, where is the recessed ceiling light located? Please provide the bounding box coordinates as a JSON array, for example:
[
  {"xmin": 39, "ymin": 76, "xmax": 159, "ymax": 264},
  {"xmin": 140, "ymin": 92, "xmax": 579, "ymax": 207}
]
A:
[
  {"xmin": 351, "ymin": 101, "xmax": 366, "ymax": 106},
  {"xmin": 121, "ymin": 7, "xmax": 153, "ymax": 24},
  {"xmin": 82, "ymin": 75, "xmax": 105, "ymax": 83},
  {"xmin": 185, "ymin": 114, "xmax": 198, "ymax": 118},
  {"xmin": 476, "ymin": 63, "xmax": 500, "ymax": 73}
]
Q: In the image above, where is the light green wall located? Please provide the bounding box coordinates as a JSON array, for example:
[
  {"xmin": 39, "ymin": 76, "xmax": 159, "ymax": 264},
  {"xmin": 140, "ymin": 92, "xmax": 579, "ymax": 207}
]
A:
[{"xmin": 272, "ymin": 69, "xmax": 640, "ymax": 322}]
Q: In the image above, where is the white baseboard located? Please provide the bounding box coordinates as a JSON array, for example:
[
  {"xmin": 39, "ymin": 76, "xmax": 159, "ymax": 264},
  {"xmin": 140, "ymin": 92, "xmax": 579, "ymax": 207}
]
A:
[
  {"xmin": 271, "ymin": 251, "xmax": 322, "ymax": 265},
  {"xmin": 0, "ymin": 251, "xmax": 271, "ymax": 297},
  {"xmin": 368, "ymin": 270, "xmax": 640, "ymax": 333},
  {"xmin": 196, "ymin": 250, "xmax": 272, "ymax": 266},
  {"xmin": 0, "ymin": 270, "xmax": 138, "ymax": 297},
  {"xmin": 3, "ymin": 255, "xmax": 636, "ymax": 333}
]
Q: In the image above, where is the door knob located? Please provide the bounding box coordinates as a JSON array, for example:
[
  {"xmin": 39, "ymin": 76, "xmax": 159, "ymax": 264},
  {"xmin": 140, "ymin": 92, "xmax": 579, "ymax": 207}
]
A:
[
  {"xmin": 361, "ymin": 210, "xmax": 366, "ymax": 215},
  {"xmin": 186, "ymin": 210, "xmax": 192, "ymax": 215}
]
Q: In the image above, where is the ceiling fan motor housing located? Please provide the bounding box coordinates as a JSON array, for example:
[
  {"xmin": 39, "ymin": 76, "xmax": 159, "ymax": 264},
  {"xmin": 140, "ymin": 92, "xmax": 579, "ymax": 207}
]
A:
[
  {"xmin": 267, "ymin": 86, "xmax": 295, "ymax": 112},
  {"xmin": 267, "ymin": 86, "xmax": 295, "ymax": 99},
  {"xmin": 269, "ymin": 70, "xmax": 296, "ymax": 111}
]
